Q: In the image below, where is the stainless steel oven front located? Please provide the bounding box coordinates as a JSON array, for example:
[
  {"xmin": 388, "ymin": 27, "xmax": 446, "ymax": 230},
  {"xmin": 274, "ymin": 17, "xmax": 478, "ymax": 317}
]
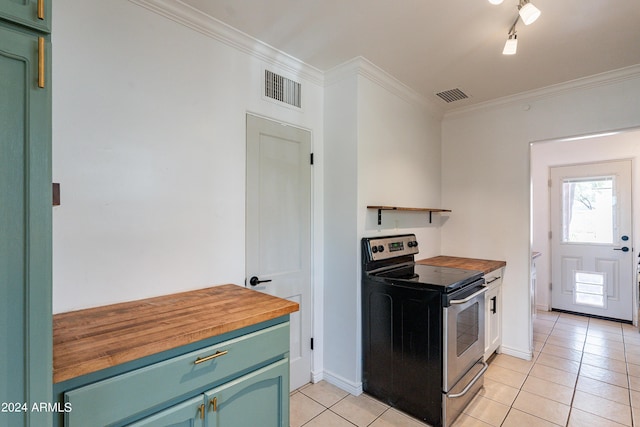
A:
[
  {"xmin": 442, "ymin": 280, "xmax": 488, "ymax": 425},
  {"xmin": 443, "ymin": 279, "xmax": 487, "ymax": 391}
]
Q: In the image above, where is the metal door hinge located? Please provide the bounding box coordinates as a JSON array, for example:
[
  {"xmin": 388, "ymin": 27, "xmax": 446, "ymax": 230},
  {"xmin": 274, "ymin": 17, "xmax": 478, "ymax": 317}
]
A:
[
  {"xmin": 52, "ymin": 183, "xmax": 60, "ymax": 206},
  {"xmin": 310, "ymin": 153, "xmax": 314, "ymax": 165},
  {"xmin": 310, "ymin": 338, "xmax": 314, "ymax": 350}
]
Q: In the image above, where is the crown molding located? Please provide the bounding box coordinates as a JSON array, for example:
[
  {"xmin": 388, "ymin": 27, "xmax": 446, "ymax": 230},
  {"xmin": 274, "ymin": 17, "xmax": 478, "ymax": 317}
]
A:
[
  {"xmin": 129, "ymin": 0, "xmax": 324, "ymax": 85},
  {"xmin": 326, "ymin": 57, "xmax": 444, "ymax": 119},
  {"xmin": 445, "ymin": 64, "xmax": 640, "ymax": 119},
  {"xmin": 130, "ymin": 1, "xmax": 443, "ymax": 118}
]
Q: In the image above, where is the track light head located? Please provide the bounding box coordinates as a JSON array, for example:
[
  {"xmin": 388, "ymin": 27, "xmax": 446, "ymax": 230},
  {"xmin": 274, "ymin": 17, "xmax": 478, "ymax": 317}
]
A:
[
  {"xmin": 502, "ymin": 33, "xmax": 518, "ymax": 55},
  {"xmin": 488, "ymin": 0, "xmax": 504, "ymax": 4},
  {"xmin": 518, "ymin": 0, "xmax": 541, "ymax": 25}
]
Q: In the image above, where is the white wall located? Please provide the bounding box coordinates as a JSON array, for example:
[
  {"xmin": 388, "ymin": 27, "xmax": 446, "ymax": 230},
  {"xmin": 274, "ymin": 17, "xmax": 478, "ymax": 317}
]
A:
[
  {"xmin": 323, "ymin": 68, "xmax": 359, "ymax": 391},
  {"xmin": 323, "ymin": 58, "xmax": 443, "ymax": 393},
  {"xmin": 442, "ymin": 69, "xmax": 640, "ymax": 359},
  {"xmin": 531, "ymin": 129, "xmax": 640, "ymax": 321},
  {"xmin": 52, "ymin": 0, "xmax": 324, "ymax": 313},
  {"xmin": 358, "ymin": 73, "xmax": 443, "ymax": 242}
]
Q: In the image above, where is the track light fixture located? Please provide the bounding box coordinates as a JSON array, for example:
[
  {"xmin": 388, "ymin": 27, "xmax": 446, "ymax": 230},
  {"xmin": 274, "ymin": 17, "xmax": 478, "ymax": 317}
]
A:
[{"xmin": 490, "ymin": 0, "xmax": 541, "ymax": 55}]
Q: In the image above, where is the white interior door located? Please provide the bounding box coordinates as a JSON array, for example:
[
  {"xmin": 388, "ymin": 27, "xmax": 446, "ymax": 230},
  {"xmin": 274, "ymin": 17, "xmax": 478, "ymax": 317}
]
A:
[
  {"xmin": 246, "ymin": 114, "xmax": 312, "ymax": 390},
  {"xmin": 550, "ymin": 160, "xmax": 633, "ymax": 321}
]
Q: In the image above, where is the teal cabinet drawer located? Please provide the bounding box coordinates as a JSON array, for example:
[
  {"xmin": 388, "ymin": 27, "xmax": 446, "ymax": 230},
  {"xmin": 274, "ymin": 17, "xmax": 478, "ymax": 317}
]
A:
[{"xmin": 65, "ymin": 322, "xmax": 289, "ymax": 427}]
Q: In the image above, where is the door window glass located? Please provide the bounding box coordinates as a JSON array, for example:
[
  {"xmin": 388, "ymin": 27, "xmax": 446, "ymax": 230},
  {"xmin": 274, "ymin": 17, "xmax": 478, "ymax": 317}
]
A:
[{"xmin": 562, "ymin": 177, "xmax": 615, "ymax": 244}]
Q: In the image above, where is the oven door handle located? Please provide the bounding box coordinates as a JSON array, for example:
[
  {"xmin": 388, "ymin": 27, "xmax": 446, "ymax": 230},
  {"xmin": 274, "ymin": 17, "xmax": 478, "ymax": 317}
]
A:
[
  {"xmin": 447, "ymin": 361, "xmax": 488, "ymax": 399},
  {"xmin": 449, "ymin": 286, "xmax": 488, "ymax": 305}
]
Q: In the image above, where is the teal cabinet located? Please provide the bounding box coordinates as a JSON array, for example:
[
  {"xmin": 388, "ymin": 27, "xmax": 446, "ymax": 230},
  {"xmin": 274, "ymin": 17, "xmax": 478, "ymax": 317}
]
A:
[
  {"xmin": 205, "ymin": 358, "xmax": 289, "ymax": 427},
  {"xmin": 0, "ymin": 0, "xmax": 51, "ymax": 32},
  {"xmin": 0, "ymin": 4, "xmax": 51, "ymax": 427},
  {"xmin": 62, "ymin": 321, "xmax": 291, "ymax": 427}
]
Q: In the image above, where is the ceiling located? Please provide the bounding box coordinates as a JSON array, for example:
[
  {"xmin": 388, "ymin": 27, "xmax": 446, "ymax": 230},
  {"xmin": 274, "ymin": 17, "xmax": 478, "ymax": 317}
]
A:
[{"xmin": 180, "ymin": 0, "xmax": 640, "ymax": 110}]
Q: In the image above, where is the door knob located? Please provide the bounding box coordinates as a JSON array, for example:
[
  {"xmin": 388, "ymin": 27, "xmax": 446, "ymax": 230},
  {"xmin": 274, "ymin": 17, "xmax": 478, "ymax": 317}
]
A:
[
  {"xmin": 249, "ymin": 276, "xmax": 272, "ymax": 286},
  {"xmin": 613, "ymin": 247, "xmax": 630, "ymax": 252}
]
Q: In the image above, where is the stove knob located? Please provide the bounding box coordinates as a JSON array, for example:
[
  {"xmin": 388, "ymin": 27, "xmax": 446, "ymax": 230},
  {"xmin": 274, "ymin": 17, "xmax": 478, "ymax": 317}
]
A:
[
  {"xmin": 377, "ymin": 245, "xmax": 385, "ymax": 252},
  {"xmin": 407, "ymin": 241, "xmax": 414, "ymax": 247},
  {"xmin": 371, "ymin": 246, "xmax": 378, "ymax": 253},
  {"xmin": 412, "ymin": 241, "xmax": 418, "ymax": 247}
]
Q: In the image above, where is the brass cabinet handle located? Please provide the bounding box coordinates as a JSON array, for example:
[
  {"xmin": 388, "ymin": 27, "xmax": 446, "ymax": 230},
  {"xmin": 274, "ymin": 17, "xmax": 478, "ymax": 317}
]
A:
[
  {"xmin": 210, "ymin": 397, "xmax": 217, "ymax": 412},
  {"xmin": 38, "ymin": 37, "xmax": 45, "ymax": 88},
  {"xmin": 197, "ymin": 403, "xmax": 205, "ymax": 420},
  {"xmin": 37, "ymin": 0, "xmax": 45, "ymax": 20},
  {"xmin": 194, "ymin": 350, "xmax": 228, "ymax": 364}
]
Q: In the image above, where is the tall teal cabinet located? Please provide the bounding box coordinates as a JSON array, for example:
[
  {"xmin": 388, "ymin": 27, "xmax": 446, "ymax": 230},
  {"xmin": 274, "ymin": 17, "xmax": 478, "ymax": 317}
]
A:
[{"xmin": 0, "ymin": 1, "xmax": 52, "ymax": 426}]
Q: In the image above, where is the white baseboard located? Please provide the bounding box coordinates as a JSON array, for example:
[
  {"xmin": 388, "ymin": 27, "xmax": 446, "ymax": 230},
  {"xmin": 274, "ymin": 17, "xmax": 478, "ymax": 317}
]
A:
[
  {"xmin": 322, "ymin": 370, "xmax": 363, "ymax": 396},
  {"xmin": 311, "ymin": 370, "xmax": 324, "ymax": 384},
  {"xmin": 536, "ymin": 304, "xmax": 551, "ymax": 312},
  {"xmin": 500, "ymin": 345, "xmax": 534, "ymax": 361}
]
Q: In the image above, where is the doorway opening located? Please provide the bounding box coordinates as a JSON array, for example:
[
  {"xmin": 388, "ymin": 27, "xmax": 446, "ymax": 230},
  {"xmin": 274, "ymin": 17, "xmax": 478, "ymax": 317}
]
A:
[{"xmin": 531, "ymin": 128, "xmax": 640, "ymax": 326}]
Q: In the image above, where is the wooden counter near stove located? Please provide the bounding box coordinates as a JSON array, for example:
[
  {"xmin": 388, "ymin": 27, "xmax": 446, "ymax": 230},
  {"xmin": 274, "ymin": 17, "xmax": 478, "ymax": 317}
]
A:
[{"xmin": 417, "ymin": 255, "xmax": 506, "ymax": 275}]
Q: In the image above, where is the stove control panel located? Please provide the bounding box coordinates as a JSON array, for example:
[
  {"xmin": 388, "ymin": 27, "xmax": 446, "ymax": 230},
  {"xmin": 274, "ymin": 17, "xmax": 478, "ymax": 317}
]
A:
[{"xmin": 363, "ymin": 234, "xmax": 419, "ymax": 262}]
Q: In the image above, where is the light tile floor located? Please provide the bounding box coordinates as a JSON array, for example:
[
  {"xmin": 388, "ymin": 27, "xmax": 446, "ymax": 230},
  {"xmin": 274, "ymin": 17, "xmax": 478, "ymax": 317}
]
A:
[{"xmin": 290, "ymin": 311, "xmax": 640, "ymax": 426}]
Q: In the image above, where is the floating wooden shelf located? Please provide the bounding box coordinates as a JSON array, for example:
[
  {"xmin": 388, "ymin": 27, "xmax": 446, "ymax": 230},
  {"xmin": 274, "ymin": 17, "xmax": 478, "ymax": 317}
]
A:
[{"xmin": 367, "ymin": 206, "xmax": 452, "ymax": 225}]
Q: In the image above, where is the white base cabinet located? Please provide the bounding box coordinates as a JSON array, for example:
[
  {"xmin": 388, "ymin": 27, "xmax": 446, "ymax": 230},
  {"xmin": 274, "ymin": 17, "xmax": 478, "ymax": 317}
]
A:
[{"xmin": 484, "ymin": 268, "xmax": 504, "ymax": 361}]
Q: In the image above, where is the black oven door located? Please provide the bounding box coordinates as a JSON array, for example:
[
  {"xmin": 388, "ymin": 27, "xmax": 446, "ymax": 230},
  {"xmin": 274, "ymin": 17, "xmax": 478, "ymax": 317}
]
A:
[{"xmin": 442, "ymin": 280, "xmax": 487, "ymax": 392}]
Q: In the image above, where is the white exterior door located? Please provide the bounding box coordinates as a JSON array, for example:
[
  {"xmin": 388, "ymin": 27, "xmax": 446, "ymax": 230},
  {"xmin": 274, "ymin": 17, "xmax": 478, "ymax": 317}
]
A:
[
  {"xmin": 550, "ymin": 160, "xmax": 633, "ymax": 321},
  {"xmin": 246, "ymin": 114, "xmax": 312, "ymax": 390}
]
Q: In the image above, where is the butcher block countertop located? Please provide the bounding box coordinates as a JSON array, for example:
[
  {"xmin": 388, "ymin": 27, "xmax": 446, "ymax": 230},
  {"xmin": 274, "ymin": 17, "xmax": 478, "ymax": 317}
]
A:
[
  {"xmin": 53, "ymin": 284, "xmax": 299, "ymax": 384},
  {"xmin": 418, "ymin": 256, "xmax": 506, "ymax": 275}
]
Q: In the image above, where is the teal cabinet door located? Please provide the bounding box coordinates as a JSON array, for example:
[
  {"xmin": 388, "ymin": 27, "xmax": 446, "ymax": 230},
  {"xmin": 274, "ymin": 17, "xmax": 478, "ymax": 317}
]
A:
[
  {"xmin": 205, "ymin": 359, "xmax": 290, "ymax": 427},
  {"xmin": 126, "ymin": 396, "xmax": 205, "ymax": 427},
  {"xmin": 0, "ymin": 0, "xmax": 51, "ymax": 32},
  {"xmin": 0, "ymin": 20, "xmax": 52, "ymax": 427}
]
